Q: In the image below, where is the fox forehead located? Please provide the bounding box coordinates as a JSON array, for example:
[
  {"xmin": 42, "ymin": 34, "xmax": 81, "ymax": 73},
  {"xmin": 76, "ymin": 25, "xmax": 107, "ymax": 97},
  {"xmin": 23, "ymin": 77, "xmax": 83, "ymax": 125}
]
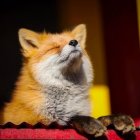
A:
[{"xmin": 40, "ymin": 32, "xmax": 74, "ymax": 48}]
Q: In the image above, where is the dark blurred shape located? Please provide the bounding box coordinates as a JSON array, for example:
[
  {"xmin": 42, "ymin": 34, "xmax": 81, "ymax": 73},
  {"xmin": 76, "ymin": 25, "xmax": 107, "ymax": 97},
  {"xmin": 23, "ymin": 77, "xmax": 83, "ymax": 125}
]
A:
[
  {"xmin": 101, "ymin": 0, "xmax": 140, "ymax": 117},
  {"xmin": 0, "ymin": 0, "xmax": 60, "ymax": 107}
]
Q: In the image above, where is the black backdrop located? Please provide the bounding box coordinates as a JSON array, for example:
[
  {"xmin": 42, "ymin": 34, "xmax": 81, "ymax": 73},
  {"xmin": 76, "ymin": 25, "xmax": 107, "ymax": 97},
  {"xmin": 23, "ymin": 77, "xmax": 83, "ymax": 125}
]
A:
[{"xmin": 0, "ymin": 0, "xmax": 60, "ymax": 107}]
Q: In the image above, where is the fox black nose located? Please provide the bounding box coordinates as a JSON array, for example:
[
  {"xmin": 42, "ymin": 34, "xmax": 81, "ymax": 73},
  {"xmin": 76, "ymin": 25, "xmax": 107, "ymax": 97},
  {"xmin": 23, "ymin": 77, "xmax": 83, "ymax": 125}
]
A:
[{"xmin": 69, "ymin": 40, "xmax": 78, "ymax": 47}]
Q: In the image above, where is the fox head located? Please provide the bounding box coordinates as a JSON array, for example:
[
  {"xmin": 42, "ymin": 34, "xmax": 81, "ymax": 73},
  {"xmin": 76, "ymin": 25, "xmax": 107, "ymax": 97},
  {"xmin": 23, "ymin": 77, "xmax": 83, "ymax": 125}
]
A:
[{"xmin": 18, "ymin": 24, "xmax": 93, "ymax": 86}]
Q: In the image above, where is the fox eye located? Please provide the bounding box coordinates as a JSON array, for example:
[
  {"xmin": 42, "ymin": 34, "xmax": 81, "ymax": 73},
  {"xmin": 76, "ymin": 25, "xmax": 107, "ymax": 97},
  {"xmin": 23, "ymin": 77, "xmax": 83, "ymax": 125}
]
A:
[{"xmin": 47, "ymin": 45, "xmax": 60, "ymax": 52}]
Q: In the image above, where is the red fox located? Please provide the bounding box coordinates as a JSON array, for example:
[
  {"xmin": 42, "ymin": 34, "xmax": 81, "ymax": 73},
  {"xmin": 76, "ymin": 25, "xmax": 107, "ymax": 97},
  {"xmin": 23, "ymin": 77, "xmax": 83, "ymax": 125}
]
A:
[
  {"xmin": 2, "ymin": 24, "xmax": 93, "ymax": 125},
  {"xmin": 1, "ymin": 24, "xmax": 135, "ymax": 137}
]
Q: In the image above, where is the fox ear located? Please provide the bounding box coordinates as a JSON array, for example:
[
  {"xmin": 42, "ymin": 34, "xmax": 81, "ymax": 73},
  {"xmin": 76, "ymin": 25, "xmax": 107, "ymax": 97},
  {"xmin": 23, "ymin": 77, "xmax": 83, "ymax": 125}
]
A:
[
  {"xmin": 72, "ymin": 24, "xmax": 87, "ymax": 48},
  {"xmin": 18, "ymin": 28, "xmax": 40, "ymax": 57}
]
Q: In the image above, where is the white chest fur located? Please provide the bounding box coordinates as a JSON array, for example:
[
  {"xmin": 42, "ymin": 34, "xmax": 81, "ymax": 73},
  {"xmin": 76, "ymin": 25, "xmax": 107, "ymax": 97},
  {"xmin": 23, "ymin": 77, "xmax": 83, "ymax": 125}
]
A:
[
  {"xmin": 41, "ymin": 85, "xmax": 91, "ymax": 125},
  {"xmin": 34, "ymin": 55, "xmax": 93, "ymax": 125}
]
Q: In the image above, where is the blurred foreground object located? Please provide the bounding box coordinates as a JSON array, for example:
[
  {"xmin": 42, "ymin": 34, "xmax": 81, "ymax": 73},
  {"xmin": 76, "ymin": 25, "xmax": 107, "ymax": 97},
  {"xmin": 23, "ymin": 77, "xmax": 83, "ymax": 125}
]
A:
[{"xmin": 89, "ymin": 85, "xmax": 111, "ymax": 118}]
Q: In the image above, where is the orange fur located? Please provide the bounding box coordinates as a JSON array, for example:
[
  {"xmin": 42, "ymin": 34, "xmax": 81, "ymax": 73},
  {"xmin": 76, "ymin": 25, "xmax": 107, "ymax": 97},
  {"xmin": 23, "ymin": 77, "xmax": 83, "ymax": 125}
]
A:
[{"xmin": 1, "ymin": 24, "xmax": 88, "ymax": 125}]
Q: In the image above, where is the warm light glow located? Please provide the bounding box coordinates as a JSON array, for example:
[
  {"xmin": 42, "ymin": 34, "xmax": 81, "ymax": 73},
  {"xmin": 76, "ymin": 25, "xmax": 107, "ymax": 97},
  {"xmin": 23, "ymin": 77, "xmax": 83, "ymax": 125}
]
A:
[{"xmin": 89, "ymin": 85, "xmax": 111, "ymax": 118}]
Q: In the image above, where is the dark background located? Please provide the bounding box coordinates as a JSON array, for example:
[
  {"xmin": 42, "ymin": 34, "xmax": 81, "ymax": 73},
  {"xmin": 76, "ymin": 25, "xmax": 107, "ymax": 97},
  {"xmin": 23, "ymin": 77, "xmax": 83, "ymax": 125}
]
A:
[
  {"xmin": 101, "ymin": 0, "xmax": 140, "ymax": 117},
  {"xmin": 0, "ymin": 0, "xmax": 139, "ymax": 117},
  {"xmin": 0, "ymin": 0, "xmax": 61, "ymax": 107}
]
